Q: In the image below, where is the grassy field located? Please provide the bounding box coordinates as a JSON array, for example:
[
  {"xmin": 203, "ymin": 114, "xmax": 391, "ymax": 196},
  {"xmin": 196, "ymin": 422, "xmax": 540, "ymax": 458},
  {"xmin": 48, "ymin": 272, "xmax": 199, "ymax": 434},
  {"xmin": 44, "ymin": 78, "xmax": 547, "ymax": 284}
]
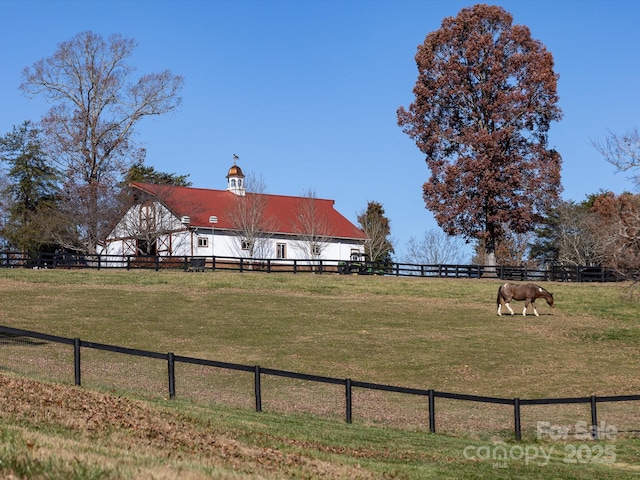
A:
[{"xmin": 0, "ymin": 268, "xmax": 639, "ymax": 478}]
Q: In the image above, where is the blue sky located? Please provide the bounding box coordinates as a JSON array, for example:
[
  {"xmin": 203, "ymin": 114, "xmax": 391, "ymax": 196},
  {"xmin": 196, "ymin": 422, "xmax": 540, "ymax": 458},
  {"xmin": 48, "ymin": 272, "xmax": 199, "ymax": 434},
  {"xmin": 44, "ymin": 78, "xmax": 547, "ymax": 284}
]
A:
[{"xmin": 1, "ymin": 0, "xmax": 639, "ymax": 261}]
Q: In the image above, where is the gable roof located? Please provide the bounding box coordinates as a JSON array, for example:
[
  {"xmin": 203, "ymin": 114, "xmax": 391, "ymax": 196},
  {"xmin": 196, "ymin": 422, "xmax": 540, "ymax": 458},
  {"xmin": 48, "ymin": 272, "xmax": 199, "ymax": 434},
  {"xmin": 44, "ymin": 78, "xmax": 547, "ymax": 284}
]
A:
[{"xmin": 130, "ymin": 182, "xmax": 367, "ymax": 241}]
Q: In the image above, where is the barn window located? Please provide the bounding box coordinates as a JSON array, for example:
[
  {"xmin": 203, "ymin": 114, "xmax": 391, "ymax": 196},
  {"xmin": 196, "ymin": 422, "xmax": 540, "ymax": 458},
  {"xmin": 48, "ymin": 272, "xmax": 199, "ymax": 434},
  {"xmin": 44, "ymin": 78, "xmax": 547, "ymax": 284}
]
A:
[
  {"xmin": 241, "ymin": 240, "xmax": 252, "ymax": 251},
  {"xmin": 198, "ymin": 237, "xmax": 208, "ymax": 248},
  {"xmin": 139, "ymin": 203, "xmax": 156, "ymax": 231},
  {"xmin": 310, "ymin": 244, "xmax": 321, "ymax": 256},
  {"xmin": 276, "ymin": 243, "xmax": 286, "ymax": 259}
]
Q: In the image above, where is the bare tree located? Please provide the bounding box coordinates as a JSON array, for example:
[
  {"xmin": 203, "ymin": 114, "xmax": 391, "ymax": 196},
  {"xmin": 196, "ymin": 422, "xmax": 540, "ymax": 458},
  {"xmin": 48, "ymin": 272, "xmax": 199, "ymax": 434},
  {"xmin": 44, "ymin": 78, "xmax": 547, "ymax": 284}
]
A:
[
  {"xmin": 593, "ymin": 129, "xmax": 640, "ymax": 188},
  {"xmin": 20, "ymin": 31, "xmax": 184, "ymax": 253},
  {"xmin": 498, "ymin": 223, "xmax": 534, "ymax": 266},
  {"xmin": 290, "ymin": 189, "xmax": 334, "ymax": 260},
  {"xmin": 225, "ymin": 173, "xmax": 275, "ymax": 258},
  {"xmin": 404, "ymin": 229, "xmax": 466, "ymax": 265},
  {"xmin": 532, "ymin": 194, "xmax": 640, "ymax": 272},
  {"xmin": 555, "ymin": 201, "xmax": 603, "ymax": 267},
  {"xmin": 473, "ymin": 228, "xmax": 534, "ymax": 266}
]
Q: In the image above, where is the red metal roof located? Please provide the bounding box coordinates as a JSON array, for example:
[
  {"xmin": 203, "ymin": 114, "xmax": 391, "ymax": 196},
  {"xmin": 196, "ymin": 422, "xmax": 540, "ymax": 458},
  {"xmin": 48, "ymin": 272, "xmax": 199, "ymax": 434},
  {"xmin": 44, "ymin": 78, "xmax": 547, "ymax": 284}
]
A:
[{"xmin": 130, "ymin": 182, "xmax": 367, "ymax": 240}]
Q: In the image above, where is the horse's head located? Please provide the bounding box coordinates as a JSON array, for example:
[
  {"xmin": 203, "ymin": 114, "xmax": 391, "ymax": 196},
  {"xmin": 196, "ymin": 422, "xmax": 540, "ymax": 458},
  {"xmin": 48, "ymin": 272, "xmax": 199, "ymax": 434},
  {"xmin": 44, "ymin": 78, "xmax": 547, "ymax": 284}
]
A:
[{"xmin": 546, "ymin": 292, "xmax": 554, "ymax": 308}]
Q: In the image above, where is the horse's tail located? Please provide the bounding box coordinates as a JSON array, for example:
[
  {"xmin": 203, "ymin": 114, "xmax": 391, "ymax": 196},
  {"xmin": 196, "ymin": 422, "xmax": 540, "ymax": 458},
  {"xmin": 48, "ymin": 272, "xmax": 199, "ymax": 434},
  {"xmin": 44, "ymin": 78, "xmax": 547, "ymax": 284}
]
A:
[{"xmin": 496, "ymin": 285, "xmax": 503, "ymax": 305}]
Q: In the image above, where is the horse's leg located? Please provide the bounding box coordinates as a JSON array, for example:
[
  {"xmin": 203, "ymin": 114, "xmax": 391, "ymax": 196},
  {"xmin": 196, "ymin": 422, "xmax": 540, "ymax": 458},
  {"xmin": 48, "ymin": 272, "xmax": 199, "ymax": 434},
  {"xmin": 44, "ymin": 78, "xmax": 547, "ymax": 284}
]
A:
[
  {"xmin": 498, "ymin": 299, "xmax": 507, "ymax": 315},
  {"xmin": 505, "ymin": 301, "xmax": 514, "ymax": 315},
  {"xmin": 522, "ymin": 300, "xmax": 529, "ymax": 316},
  {"xmin": 531, "ymin": 300, "xmax": 539, "ymax": 317}
]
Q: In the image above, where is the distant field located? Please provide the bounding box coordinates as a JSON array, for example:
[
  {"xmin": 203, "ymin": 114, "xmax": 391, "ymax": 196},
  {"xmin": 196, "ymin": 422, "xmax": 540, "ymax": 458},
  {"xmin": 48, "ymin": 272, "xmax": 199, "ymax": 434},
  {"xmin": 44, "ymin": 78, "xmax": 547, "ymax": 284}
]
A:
[{"xmin": 0, "ymin": 269, "xmax": 639, "ymax": 478}]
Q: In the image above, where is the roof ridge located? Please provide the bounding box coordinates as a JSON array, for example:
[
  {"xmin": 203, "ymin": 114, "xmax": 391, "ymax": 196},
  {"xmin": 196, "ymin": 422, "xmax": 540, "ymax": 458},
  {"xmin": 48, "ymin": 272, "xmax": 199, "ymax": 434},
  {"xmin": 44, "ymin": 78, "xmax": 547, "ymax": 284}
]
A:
[{"xmin": 131, "ymin": 182, "xmax": 333, "ymax": 202}]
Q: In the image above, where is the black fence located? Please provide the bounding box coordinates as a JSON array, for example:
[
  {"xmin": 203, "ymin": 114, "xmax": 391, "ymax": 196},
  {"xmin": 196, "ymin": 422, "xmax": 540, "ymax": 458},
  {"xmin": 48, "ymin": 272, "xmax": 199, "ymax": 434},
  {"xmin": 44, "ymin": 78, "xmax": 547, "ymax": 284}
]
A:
[
  {"xmin": 0, "ymin": 250, "xmax": 635, "ymax": 282},
  {"xmin": 1, "ymin": 325, "xmax": 638, "ymax": 441}
]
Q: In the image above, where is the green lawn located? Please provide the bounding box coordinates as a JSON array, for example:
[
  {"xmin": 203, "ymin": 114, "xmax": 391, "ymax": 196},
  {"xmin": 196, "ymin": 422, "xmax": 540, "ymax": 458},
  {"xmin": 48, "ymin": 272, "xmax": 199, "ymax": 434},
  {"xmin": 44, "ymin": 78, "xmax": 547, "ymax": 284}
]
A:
[{"xmin": 0, "ymin": 269, "xmax": 638, "ymax": 478}]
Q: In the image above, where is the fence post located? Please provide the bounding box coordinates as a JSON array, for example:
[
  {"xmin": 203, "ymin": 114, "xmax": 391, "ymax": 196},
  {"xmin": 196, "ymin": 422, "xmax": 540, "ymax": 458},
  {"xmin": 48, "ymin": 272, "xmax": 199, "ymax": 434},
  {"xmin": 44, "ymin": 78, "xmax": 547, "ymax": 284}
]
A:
[
  {"xmin": 345, "ymin": 378, "xmax": 353, "ymax": 424},
  {"xmin": 74, "ymin": 338, "xmax": 81, "ymax": 386},
  {"xmin": 591, "ymin": 395, "xmax": 599, "ymax": 440},
  {"xmin": 514, "ymin": 398, "xmax": 521, "ymax": 441},
  {"xmin": 254, "ymin": 365, "xmax": 262, "ymax": 412},
  {"xmin": 167, "ymin": 352, "xmax": 175, "ymax": 400},
  {"xmin": 428, "ymin": 389, "xmax": 436, "ymax": 433}
]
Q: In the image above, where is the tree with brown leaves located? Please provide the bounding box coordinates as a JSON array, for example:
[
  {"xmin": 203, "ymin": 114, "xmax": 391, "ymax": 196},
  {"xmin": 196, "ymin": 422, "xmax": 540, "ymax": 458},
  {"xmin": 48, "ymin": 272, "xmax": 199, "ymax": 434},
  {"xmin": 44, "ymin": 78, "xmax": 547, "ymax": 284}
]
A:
[
  {"xmin": 591, "ymin": 191, "xmax": 640, "ymax": 271},
  {"xmin": 225, "ymin": 173, "xmax": 275, "ymax": 259},
  {"xmin": 398, "ymin": 4, "xmax": 563, "ymax": 267}
]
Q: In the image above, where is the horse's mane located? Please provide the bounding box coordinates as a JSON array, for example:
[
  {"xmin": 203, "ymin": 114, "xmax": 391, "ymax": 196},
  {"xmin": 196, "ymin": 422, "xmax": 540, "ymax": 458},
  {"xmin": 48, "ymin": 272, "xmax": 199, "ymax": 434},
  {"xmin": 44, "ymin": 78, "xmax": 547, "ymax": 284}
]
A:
[{"xmin": 535, "ymin": 284, "xmax": 553, "ymax": 296}]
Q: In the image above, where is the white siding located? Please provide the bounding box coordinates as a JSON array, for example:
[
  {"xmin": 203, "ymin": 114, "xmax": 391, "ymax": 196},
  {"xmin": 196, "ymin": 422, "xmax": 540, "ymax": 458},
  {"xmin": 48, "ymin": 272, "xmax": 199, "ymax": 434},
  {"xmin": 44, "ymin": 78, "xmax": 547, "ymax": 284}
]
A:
[{"xmin": 99, "ymin": 202, "xmax": 365, "ymax": 262}]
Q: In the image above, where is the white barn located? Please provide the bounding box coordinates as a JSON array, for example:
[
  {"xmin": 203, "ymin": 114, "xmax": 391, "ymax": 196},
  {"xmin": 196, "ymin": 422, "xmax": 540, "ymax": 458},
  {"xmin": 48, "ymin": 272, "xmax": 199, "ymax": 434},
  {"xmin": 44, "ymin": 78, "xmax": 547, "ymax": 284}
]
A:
[{"xmin": 99, "ymin": 162, "xmax": 367, "ymax": 263}]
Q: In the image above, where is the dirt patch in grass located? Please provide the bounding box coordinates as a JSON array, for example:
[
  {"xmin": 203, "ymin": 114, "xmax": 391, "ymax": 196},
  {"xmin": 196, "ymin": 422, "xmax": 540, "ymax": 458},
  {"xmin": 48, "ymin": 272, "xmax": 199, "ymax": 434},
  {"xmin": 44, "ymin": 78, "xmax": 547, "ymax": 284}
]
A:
[{"xmin": 0, "ymin": 373, "xmax": 377, "ymax": 479}]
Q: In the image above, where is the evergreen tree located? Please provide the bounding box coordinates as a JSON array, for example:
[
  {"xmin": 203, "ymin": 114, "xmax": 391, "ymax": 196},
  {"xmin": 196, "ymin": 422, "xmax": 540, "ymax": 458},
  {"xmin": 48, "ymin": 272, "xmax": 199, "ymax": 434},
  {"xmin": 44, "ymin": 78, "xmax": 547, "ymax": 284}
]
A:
[
  {"xmin": 123, "ymin": 161, "xmax": 191, "ymax": 187},
  {"xmin": 0, "ymin": 121, "xmax": 60, "ymax": 251}
]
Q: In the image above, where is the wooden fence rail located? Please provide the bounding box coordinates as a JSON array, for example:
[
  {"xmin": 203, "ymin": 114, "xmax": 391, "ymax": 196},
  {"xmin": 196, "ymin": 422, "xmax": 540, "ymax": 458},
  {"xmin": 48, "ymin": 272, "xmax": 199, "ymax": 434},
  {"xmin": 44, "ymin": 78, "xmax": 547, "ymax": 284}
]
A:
[
  {"xmin": 1, "ymin": 325, "xmax": 638, "ymax": 440},
  {"xmin": 0, "ymin": 250, "xmax": 636, "ymax": 282}
]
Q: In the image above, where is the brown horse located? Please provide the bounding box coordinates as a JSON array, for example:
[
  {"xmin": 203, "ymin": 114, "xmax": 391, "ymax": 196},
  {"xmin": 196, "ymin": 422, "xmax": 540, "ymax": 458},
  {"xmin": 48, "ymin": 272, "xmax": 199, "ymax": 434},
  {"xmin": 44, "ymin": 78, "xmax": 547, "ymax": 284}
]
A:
[{"xmin": 497, "ymin": 283, "xmax": 554, "ymax": 316}]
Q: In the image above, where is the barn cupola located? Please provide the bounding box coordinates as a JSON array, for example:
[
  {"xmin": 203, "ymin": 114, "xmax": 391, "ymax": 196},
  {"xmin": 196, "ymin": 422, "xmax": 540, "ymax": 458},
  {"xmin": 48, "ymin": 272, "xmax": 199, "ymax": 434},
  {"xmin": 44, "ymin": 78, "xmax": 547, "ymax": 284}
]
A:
[{"xmin": 226, "ymin": 155, "xmax": 246, "ymax": 196}]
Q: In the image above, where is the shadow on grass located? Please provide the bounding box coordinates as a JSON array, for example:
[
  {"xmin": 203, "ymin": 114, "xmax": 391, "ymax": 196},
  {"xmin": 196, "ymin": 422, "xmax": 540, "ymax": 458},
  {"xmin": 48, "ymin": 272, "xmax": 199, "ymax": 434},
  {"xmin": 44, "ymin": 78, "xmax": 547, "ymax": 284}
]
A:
[{"xmin": 0, "ymin": 333, "xmax": 47, "ymax": 346}]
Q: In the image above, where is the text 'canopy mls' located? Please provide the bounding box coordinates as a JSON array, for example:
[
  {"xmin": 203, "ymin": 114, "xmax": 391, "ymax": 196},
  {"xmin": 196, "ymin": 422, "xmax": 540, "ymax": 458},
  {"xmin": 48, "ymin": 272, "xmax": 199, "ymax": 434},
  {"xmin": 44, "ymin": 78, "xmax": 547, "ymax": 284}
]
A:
[{"xmin": 397, "ymin": 4, "xmax": 563, "ymax": 266}]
